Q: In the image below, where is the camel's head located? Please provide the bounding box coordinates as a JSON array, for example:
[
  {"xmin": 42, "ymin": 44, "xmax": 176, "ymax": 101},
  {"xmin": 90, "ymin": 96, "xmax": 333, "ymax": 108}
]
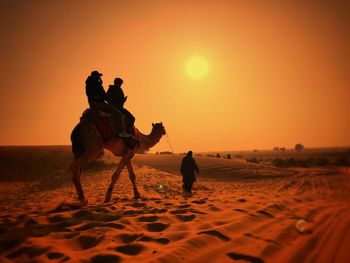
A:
[{"xmin": 152, "ymin": 122, "xmax": 166, "ymax": 137}]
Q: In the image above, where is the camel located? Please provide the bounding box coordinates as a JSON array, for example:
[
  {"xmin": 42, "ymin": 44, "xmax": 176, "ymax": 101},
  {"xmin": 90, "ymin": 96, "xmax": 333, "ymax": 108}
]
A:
[{"xmin": 70, "ymin": 115, "xmax": 166, "ymax": 206}]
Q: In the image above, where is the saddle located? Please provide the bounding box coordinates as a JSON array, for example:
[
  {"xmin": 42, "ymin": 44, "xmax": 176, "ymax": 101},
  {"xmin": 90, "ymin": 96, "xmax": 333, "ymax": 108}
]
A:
[{"xmin": 80, "ymin": 109, "xmax": 139, "ymax": 149}]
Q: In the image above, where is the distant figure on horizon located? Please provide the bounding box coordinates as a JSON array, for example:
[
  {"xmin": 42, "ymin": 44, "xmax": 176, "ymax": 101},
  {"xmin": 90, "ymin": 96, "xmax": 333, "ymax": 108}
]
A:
[
  {"xmin": 106, "ymin": 77, "xmax": 136, "ymax": 137},
  {"xmin": 85, "ymin": 71, "xmax": 133, "ymax": 138},
  {"xmin": 181, "ymin": 151, "xmax": 199, "ymax": 194}
]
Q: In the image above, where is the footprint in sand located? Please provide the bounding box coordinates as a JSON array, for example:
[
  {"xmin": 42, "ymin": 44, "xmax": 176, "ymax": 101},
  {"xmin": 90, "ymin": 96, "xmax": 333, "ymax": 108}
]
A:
[
  {"xmin": 208, "ymin": 205, "xmax": 221, "ymax": 212},
  {"xmin": 72, "ymin": 209, "xmax": 93, "ymax": 218},
  {"xmin": 238, "ymin": 198, "xmax": 247, "ymax": 203},
  {"xmin": 170, "ymin": 209, "xmax": 188, "ymax": 215},
  {"xmin": 54, "ymin": 220, "xmax": 79, "ymax": 230},
  {"xmin": 76, "ymin": 222, "xmax": 100, "ymax": 231},
  {"xmin": 47, "ymin": 252, "xmax": 65, "ymax": 259},
  {"xmin": 146, "ymin": 222, "xmax": 169, "ymax": 232},
  {"xmin": 73, "ymin": 210, "xmax": 121, "ymax": 222},
  {"xmin": 77, "ymin": 235, "xmax": 104, "ymax": 250},
  {"xmin": 138, "ymin": 215, "xmax": 159, "ymax": 222},
  {"xmin": 150, "ymin": 208, "xmax": 168, "ymax": 214},
  {"xmin": 176, "ymin": 214, "xmax": 196, "ymax": 222},
  {"xmin": 256, "ymin": 210, "xmax": 274, "ymax": 218},
  {"xmin": 6, "ymin": 246, "xmax": 51, "ymax": 260},
  {"xmin": 25, "ymin": 218, "xmax": 38, "ymax": 226},
  {"xmin": 91, "ymin": 254, "xmax": 122, "ymax": 263},
  {"xmin": 1, "ymin": 238, "xmax": 24, "ymax": 251},
  {"xmin": 123, "ymin": 210, "xmax": 147, "ymax": 217},
  {"xmin": 234, "ymin": 208, "xmax": 258, "ymax": 218},
  {"xmin": 64, "ymin": 232, "xmax": 80, "ymax": 239},
  {"xmin": 100, "ymin": 223, "xmax": 125, "ymax": 230},
  {"xmin": 49, "ymin": 200, "xmax": 82, "ymax": 213},
  {"xmin": 115, "ymin": 244, "xmax": 144, "ymax": 255},
  {"xmin": 189, "ymin": 209, "xmax": 207, "ymax": 215},
  {"xmin": 118, "ymin": 233, "xmax": 143, "ymax": 243},
  {"xmin": 154, "ymin": 238, "xmax": 170, "ymax": 245},
  {"xmin": 197, "ymin": 230, "xmax": 230, "ymax": 241},
  {"xmin": 178, "ymin": 204, "xmax": 191, "ymax": 209},
  {"xmin": 227, "ymin": 252, "xmax": 264, "ymax": 263},
  {"xmin": 131, "ymin": 202, "xmax": 147, "ymax": 208},
  {"xmin": 48, "ymin": 215, "xmax": 65, "ymax": 223},
  {"xmin": 139, "ymin": 236, "xmax": 170, "ymax": 245},
  {"xmin": 192, "ymin": 199, "xmax": 206, "ymax": 204}
]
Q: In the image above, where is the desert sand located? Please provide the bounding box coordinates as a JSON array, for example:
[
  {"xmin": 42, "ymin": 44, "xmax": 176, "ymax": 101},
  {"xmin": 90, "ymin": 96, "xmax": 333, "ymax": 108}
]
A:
[{"xmin": 0, "ymin": 146, "xmax": 349, "ymax": 262}]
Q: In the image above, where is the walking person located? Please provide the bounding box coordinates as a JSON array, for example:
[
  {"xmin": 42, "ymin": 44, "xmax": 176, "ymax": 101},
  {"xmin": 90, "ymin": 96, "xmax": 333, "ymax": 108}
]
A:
[{"xmin": 180, "ymin": 151, "xmax": 199, "ymax": 194}]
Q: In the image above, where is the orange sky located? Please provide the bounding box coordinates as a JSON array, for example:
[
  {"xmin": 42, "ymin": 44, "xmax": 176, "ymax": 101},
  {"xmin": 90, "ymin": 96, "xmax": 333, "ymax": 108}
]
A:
[{"xmin": 1, "ymin": 0, "xmax": 349, "ymax": 152}]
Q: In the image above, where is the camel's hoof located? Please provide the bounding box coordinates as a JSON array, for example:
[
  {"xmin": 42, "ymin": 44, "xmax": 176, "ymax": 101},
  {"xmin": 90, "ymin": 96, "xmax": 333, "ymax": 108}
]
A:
[
  {"xmin": 80, "ymin": 198, "xmax": 88, "ymax": 207},
  {"xmin": 104, "ymin": 194, "xmax": 111, "ymax": 203},
  {"xmin": 104, "ymin": 189, "xmax": 113, "ymax": 203},
  {"xmin": 134, "ymin": 193, "xmax": 141, "ymax": 199}
]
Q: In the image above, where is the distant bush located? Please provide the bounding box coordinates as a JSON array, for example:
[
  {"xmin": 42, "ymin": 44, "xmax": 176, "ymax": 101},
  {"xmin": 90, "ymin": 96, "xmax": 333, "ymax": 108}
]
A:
[
  {"xmin": 300, "ymin": 158, "xmax": 314, "ymax": 167},
  {"xmin": 315, "ymin": 158, "xmax": 329, "ymax": 166},
  {"xmin": 253, "ymin": 149, "xmax": 258, "ymax": 152},
  {"xmin": 227, "ymin": 154, "xmax": 231, "ymax": 159},
  {"xmin": 272, "ymin": 158, "xmax": 286, "ymax": 168},
  {"xmin": 216, "ymin": 153, "xmax": 221, "ymax": 158},
  {"xmin": 235, "ymin": 154, "xmax": 243, "ymax": 159},
  {"xmin": 246, "ymin": 157, "xmax": 259, "ymax": 163},
  {"xmin": 272, "ymin": 158, "xmax": 315, "ymax": 168},
  {"xmin": 273, "ymin": 147, "xmax": 286, "ymax": 151},
  {"xmin": 159, "ymin": 151, "xmax": 173, "ymax": 155},
  {"xmin": 335, "ymin": 157, "xmax": 349, "ymax": 166},
  {"xmin": 295, "ymin": 144, "xmax": 304, "ymax": 152}
]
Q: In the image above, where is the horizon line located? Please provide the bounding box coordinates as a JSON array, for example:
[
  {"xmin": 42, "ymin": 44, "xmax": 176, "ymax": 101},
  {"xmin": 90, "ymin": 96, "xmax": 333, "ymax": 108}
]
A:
[{"xmin": 0, "ymin": 144, "xmax": 349, "ymax": 154}]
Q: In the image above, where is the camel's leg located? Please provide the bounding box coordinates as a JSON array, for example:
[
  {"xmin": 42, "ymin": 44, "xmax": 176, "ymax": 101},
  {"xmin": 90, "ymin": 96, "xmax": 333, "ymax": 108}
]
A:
[
  {"xmin": 104, "ymin": 153, "xmax": 133, "ymax": 203},
  {"xmin": 71, "ymin": 162, "xmax": 84, "ymax": 201},
  {"xmin": 126, "ymin": 161, "xmax": 141, "ymax": 199},
  {"xmin": 71, "ymin": 149, "xmax": 102, "ymax": 205}
]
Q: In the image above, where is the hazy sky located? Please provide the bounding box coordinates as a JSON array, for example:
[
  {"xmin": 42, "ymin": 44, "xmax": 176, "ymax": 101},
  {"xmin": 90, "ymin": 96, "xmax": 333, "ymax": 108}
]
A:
[{"xmin": 1, "ymin": 0, "xmax": 349, "ymax": 152}]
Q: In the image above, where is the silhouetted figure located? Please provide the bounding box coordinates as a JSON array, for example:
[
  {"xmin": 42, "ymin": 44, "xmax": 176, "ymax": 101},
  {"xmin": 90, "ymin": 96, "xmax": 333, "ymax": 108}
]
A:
[
  {"xmin": 106, "ymin": 77, "xmax": 126, "ymax": 108},
  {"xmin": 106, "ymin": 77, "xmax": 136, "ymax": 136},
  {"xmin": 181, "ymin": 151, "xmax": 199, "ymax": 194},
  {"xmin": 85, "ymin": 71, "xmax": 132, "ymax": 138},
  {"xmin": 85, "ymin": 70, "xmax": 106, "ymax": 107}
]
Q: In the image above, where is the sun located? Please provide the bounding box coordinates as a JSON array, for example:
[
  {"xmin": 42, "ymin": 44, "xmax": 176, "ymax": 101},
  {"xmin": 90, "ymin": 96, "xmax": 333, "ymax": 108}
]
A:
[{"xmin": 186, "ymin": 56, "xmax": 209, "ymax": 79}]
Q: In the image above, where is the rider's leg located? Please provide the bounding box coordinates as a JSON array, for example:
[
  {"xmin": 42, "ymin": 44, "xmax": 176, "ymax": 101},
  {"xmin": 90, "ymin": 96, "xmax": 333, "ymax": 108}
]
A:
[
  {"xmin": 105, "ymin": 103, "xmax": 132, "ymax": 137},
  {"xmin": 121, "ymin": 108, "xmax": 136, "ymax": 135}
]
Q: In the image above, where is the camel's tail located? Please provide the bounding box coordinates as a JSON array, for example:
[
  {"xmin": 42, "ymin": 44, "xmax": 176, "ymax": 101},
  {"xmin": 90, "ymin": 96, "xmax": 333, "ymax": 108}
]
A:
[{"xmin": 71, "ymin": 124, "xmax": 85, "ymax": 159}]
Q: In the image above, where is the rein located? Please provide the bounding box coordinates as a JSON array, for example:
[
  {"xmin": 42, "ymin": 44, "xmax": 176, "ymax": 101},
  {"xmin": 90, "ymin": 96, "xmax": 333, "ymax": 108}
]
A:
[{"xmin": 165, "ymin": 132, "xmax": 175, "ymax": 155}]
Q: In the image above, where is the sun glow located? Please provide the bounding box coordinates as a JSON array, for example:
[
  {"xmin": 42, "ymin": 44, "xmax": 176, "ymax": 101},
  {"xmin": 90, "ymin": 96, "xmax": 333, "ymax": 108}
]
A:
[{"xmin": 186, "ymin": 56, "xmax": 209, "ymax": 79}]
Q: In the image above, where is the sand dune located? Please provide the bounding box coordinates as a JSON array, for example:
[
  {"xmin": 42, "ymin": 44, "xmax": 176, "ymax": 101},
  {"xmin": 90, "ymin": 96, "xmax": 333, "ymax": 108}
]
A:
[{"xmin": 0, "ymin": 147, "xmax": 349, "ymax": 262}]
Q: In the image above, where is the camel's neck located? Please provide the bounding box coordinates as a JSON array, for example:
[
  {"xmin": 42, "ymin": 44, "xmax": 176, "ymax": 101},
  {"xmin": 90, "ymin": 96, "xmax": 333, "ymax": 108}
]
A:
[{"xmin": 137, "ymin": 129, "xmax": 163, "ymax": 152}]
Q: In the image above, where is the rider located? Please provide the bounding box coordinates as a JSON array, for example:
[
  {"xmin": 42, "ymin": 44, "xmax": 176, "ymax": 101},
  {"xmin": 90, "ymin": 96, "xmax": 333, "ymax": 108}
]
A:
[
  {"xmin": 106, "ymin": 77, "xmax": 136, "ymax": 136},
  {"xmin": 85, "ymin": 70, "xmax": 132, "ymax": 138}
]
